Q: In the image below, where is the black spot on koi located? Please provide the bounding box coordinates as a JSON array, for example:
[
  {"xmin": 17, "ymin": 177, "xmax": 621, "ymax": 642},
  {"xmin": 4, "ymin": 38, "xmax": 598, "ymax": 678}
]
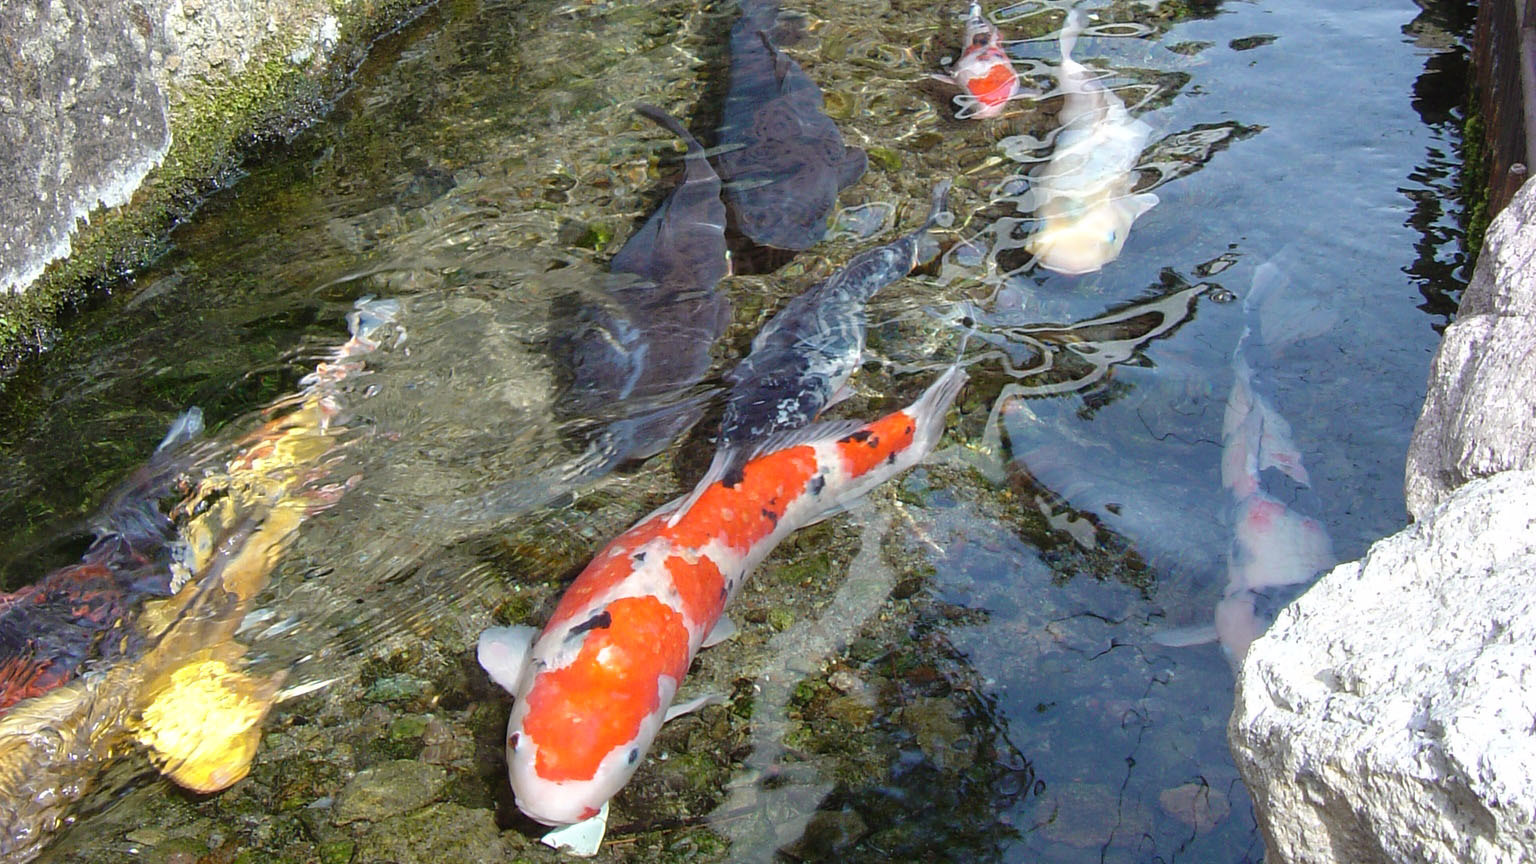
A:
[
  {"xmin": 761, "ymin": 507, "xmax": 780, "ymax": 525},
  {"xmin": 808, "ymin": 475, "xmax": 826, "ymax": 496},
  {"xmin": 569, "ymin": 610, "xmax": 613, "ymax": 637},
  {"xmin": 839, "ymin": 428, "xmax": 880, "ymax": 448}
]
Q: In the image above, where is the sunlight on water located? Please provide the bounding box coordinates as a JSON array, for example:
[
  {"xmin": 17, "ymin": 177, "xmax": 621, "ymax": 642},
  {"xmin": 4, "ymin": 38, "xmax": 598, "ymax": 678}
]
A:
[{"xmin": 0, "ymin": 0, "xmax": 1472, "ymax": 859}]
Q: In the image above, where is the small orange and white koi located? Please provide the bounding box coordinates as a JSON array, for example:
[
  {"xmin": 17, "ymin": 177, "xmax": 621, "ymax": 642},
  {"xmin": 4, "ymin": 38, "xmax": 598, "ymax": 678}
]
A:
[
  {"xmin": 477, "ymin": 365, "xmax": 968, "ymax": 855},
  {"xmin": 935, "ymin": 1, "xmax": 1021, "ymax": 119}
]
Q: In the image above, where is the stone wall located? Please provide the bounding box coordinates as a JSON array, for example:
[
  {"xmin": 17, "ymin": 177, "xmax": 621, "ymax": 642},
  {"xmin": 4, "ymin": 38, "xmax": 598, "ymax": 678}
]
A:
[
  {"xmin": 0, "ymin": 0, "xmax": 418, "ymax": 369},
  {"xmin": 1, "ymin": 0, "xmax": 171, "ymax": 296},
  {"xmin": 1229, "ymin": 177, "xmax": 1536, "ymax": 864}
]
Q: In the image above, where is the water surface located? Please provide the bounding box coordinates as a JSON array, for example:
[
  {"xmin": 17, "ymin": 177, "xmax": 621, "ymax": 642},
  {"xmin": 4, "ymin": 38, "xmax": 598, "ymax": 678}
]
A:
[{"xmin": 0, "ymin": 0, "xmax": 1470, "ymax": 860}]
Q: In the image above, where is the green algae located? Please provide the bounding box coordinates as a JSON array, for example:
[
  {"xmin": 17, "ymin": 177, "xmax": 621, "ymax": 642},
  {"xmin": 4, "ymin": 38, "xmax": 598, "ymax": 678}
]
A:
[
  {"xmin": 865, "ymin": 146, "xmax": 903, "ymax": 173},
  {"xmin": 1460, "ymin": 74, "xmax": 1491, "ymax": 264}
]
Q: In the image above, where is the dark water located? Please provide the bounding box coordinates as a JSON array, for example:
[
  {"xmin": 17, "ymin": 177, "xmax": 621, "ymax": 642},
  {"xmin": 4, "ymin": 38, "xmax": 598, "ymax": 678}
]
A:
[{"xmin": 0, "ymin": 0, "xmax": 1470, "ymax": 860}]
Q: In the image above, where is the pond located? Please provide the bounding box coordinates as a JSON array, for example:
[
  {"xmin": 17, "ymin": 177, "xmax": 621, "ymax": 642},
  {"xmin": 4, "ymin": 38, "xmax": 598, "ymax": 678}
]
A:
[{"xmin": 0, "ymin": 0, "xmax": 1471, "ymax": 860}]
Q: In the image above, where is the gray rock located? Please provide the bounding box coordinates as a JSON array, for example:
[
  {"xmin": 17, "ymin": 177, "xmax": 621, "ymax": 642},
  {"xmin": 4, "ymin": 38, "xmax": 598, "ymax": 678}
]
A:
[
  {"xmin": 1404, "ymin": 315, "xmax": 1536, "ymax": 519},
  {"xmin": 1460, "ymin": 177, "xmax": 1536, "ymax": 318},
  {"xmin": 0, "ymin": 0, "xmax": 170, "ymax": 294},
  {"xmin": 332, "ymin": 760, "xmax": 448, "ymax": 825},
  {"xmin": 1405, "ymin": 176, "xmax": 1536, "ymax": 518},
  {"xmin": 353, "ymin": 803, "xmax": 511, "ymax": 863},
  {"xmin": 1229, "ymin": 471, "xmax": 1536, "ymax": 864},
  {"xmin": 0, "ymin": 0, "xmax": 346, "ymax": 296}
]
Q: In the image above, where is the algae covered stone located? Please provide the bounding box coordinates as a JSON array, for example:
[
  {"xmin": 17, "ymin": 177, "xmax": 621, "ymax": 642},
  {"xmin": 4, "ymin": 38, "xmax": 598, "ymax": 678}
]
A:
[
  {"xmin": 353, "ymin": 803, "xmax": 510, "ymax": 862},
  {"xmin": 332, "ymin": 760, "xmax": 448, "ymax": 824}
]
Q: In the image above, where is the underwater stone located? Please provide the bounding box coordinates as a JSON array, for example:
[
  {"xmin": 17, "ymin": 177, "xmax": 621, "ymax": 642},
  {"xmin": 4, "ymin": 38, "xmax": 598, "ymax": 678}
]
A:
[
  {"xmin": 388, "ymin": 714, "xmax": 431, "ymax": 742},
  {"xmin": 1156, "ymin": 783, "xmax": 1229, "ymax": 834},
  {"xmin": 332, "ymin": 760, "xmax": 448, "ymax": 824},
  {"xmin": 352, "ymin": 803, "xmax": 509, "ymax": 862},
  {"xmin": 365, "ymin": 673, "xmax": 432, "ymax": 705},
  {"xmin": 1231, "ymin": 471, "xmax": 1536, "ymax": 864},
  {"xmin": 1037, "ymin": 782, "xmax": 1153, "ymax": 849},
  {"xmin": 781, "ymin": 808, "xmax": 868, "ymax": 858},
  {"xmin": 896, "ymin": 697, "xmax": 963, "ymax": 768}
]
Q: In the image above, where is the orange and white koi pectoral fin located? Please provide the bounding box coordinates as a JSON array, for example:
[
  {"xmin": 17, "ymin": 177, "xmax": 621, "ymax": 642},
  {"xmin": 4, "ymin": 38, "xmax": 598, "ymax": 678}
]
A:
[
  {"xmin": 664, "ymin": 691, "xmax": 726, "ymax": 722},
  {"xmin": 542, "ymin": 801, "xmax": 609, "ymax": 857},
  {"xmin": 702, "ymin": 615, "xmax": 737, "ymax": 648},
  {"xmin": 478, "ymin": 626, "xmax": 536, "ymax": 693}
]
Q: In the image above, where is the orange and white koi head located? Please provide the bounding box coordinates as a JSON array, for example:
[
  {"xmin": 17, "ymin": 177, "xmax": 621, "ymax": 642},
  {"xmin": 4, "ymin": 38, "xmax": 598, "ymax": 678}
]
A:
[{"xmin": 478, "ymin": 554, "xmax": 692, "ymax": 829}]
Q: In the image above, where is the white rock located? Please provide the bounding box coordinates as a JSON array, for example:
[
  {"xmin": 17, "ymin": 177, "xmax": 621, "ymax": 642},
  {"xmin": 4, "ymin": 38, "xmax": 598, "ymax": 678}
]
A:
[
  {"xmin": 1229, "ymin": 471, "xmax": 1536, "ymax": 864},
  {"xmin": 1405, "ymin": 176, "xmax": 1536, "ymax": 518}
]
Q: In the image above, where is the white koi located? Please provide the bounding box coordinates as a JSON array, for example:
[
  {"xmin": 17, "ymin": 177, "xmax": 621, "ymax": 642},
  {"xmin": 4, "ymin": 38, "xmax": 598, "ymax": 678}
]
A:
[{"xmin": 1025, "ymin": 9, "xmax": 1158, "ymax": 274}]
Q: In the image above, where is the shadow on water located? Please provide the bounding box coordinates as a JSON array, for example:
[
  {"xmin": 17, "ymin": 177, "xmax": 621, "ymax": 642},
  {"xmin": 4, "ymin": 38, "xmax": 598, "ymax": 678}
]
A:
[{"xmin": 0, "ymin": 0, "xmax": 1473, "ymax": 860}]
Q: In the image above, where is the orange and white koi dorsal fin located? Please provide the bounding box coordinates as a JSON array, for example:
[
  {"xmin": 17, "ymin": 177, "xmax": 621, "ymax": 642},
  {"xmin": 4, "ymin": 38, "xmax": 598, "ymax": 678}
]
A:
[
  {"xmin": 747, "ymin": 418, "xmax": 869, "ymax": 462},
  {"xmin": 666, "ymin": 448, "xmax": 734, "ymax": 529},
  {"xmin": 477, "ymin": 626, "xmax": 536, "ymax": 694},
  {"xmin": 666, "ymin": 418, "xmax": 871, "ymax": 528}
]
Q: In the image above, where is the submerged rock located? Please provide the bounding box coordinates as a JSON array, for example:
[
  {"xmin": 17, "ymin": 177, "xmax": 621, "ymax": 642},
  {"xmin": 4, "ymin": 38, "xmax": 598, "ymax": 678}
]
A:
[
  {"xmin": 333, "ymin": 760, "xmax": 448, "ymax": 824},
  {"xmin": 1230, "ymin": 471, "xmax": 1536, "ymax": 864},
  {"xmin": 352, "ymin": 803, "xmax": 509, "ymax": 862},
  {"xmin": 1405, "ymin": 176, "xmax": 1536, "ymax": 518},
  {"xmin": 1156, "ymin": 783, "xmax": 1229, "ymax": 834}
]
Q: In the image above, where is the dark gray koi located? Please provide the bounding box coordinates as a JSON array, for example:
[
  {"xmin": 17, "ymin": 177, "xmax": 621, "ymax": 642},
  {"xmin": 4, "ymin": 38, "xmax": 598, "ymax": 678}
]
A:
[
  {"xmin": 667, "ymin": 180, "xmax": 950, "ymax": 525},
  {"xmin": 715, "ymin": 0, "xmax": 867, "ymax": 250},
  {"xmin": 550, "ymin": 105, "xmax": 732, "ymax": 471}
]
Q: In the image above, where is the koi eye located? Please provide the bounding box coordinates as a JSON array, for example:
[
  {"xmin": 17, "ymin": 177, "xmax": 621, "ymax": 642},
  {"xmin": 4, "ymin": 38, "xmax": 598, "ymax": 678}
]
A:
[
  {"xmin": 508, "ymin": 733, "xmax": 520, "ymax": 751},
  {"xmin": 628, "ymin": 748, "xmax": 640, "ymax": 764}
]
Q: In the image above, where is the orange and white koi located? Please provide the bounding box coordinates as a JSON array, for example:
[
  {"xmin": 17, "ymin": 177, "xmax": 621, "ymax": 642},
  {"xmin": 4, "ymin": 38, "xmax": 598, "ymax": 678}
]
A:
[
  {"xmin": 934, "ymin": 2, "xmax": 1021, "ymax": 119},
  {"xmin": 477, "ymin": 364, "xmax": 968, "ymax": 855}
]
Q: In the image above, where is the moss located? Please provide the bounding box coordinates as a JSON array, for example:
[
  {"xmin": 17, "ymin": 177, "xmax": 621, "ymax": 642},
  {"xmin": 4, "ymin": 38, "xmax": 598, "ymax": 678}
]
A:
[
  {"xmin": 0, "ymin": 0, "xmax": 435, "ymax": 378},
  {"xmin": 1460, "ymin": 73, "xmax": 1491, "ymax": 264},
  {"xmin": 318, "ymin": 840, "xmax": 356, "ymax": 864},
  {"xmin": 767, "ymin": 607, "xmax": 794, "ymax": 631}
]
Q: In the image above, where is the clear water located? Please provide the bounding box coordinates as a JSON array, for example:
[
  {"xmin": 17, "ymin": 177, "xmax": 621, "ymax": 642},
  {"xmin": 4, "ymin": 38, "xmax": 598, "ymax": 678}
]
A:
[{"xmin": 0, "ymin": 0, "xmax": 1471, "ymax": 860}]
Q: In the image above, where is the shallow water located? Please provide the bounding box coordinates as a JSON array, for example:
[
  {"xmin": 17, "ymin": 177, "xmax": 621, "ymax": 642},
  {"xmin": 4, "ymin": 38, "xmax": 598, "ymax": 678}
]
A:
[{"xmin": 0, "ymin": 0, "xmax": 1470, "ymax": 860}]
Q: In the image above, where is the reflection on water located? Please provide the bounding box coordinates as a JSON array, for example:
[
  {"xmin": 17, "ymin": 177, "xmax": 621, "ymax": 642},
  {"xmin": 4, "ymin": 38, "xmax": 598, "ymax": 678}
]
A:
[{"xmin": 0, "ymin": 0, "xmax": 1469, "ymax": 860}]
